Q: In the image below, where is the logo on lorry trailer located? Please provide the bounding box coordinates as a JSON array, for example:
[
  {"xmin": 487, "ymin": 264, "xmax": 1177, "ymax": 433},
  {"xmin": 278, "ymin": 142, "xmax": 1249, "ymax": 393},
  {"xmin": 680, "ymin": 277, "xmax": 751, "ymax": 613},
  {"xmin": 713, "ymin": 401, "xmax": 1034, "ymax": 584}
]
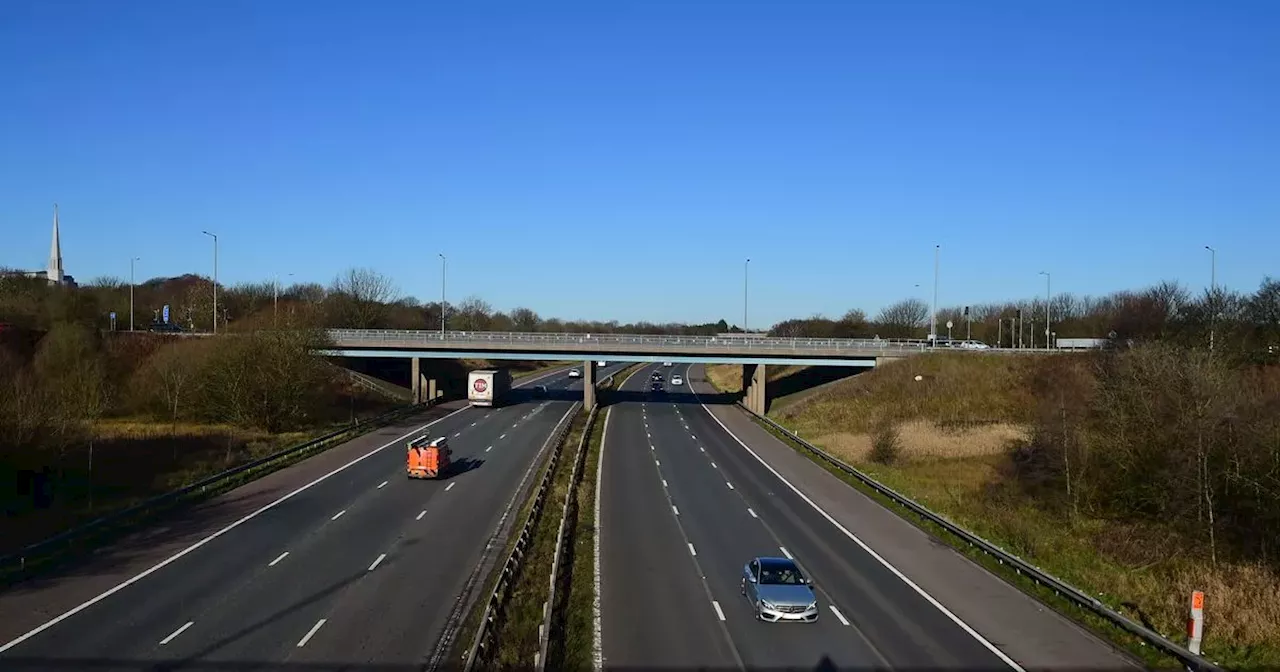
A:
[{"xmin": 473, "ymin": 379, "xmax": 488, "ymax": 393}]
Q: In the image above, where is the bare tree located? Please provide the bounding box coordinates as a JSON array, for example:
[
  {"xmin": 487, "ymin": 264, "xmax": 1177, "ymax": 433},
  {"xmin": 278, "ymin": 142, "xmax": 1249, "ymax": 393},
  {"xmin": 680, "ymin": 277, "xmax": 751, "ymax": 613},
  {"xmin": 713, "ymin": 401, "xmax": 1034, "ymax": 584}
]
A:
[
  {"xmin": 454, "ymin": 296, "xmax": 493, "ymax": 331},
  {"xmin": 510, "ymin": 307, "xmax": 540, "ymax": 332},
  {"xmin": 875, "ymin": 298, "xmax": 929, "ymax": 338},
  {"xmin": 328, "ymin": 268, "xmax": 399, "ymax": 329}
]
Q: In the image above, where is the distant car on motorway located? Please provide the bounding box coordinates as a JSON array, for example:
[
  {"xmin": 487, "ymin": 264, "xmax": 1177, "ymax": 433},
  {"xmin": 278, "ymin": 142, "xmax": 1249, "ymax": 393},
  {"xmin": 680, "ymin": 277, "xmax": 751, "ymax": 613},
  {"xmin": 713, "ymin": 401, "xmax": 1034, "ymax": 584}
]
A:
[
  {"xmin": 569, "ymin": 368, "xmax": 581, "ymax": 378},
  {"xmin": 534, "ymin": 385, "xmax": 548, "ymax": 397},
  {"xmin": 649, "ymin": 381, "xmax": 664, "ymax": 393},
  {"xmin": 663, "ymin": 361, "xmax": 674, "ymax": 367},
  {"xmin": 148, "ymin": 322, "xmax": 184, "ymax": 333},
  {"xmin": 671, "ymin": 375, "xmax": 684, "ymax": 386},
  {"xmin": 741, "ymin": 557, "xmax": 818, "ymax": 623}
]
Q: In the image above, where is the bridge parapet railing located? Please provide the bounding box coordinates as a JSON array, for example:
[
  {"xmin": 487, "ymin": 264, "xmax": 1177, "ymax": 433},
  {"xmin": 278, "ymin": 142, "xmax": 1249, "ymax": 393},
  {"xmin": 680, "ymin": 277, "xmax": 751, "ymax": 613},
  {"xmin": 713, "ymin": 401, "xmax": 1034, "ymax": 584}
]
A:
[{"xmin": 326, "ymin": 329, "xmax": 930, "ymax": 352}]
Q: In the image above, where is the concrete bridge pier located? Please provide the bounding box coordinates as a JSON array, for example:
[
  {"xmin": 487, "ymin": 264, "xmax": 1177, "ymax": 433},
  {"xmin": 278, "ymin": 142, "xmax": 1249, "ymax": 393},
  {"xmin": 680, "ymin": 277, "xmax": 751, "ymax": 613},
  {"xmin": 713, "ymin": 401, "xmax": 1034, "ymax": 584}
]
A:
[
  {"xmin": 583, "ymin": 360, "xmax": 598, "ymax": 410},
  {"xmin": 741, "ymin": 363, "xmax": 767, "ymax": 415},
  {"xmin": 410, "ymin": 357, "xmax": 436, "ymax": 404}
]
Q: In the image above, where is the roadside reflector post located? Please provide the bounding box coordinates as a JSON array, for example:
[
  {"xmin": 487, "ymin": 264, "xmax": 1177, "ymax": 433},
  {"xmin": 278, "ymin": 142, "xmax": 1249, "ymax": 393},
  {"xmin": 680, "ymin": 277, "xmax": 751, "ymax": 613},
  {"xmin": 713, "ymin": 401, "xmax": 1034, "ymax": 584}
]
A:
[{"xmin": 1187, "ymin": 590, "xmax": 1205, "ymax": 655}]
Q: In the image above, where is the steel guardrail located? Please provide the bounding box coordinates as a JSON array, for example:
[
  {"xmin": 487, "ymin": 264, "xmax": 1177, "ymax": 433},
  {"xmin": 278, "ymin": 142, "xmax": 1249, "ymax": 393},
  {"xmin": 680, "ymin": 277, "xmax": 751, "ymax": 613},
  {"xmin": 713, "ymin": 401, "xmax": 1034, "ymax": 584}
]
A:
[
  {"xmin": 0, "ymin": 400, "xmax": 426, "ymax": 582},
  {"xmin": 537, "ymin": 404, "xmax": 600, "ymax": 670},
  {"xmin": 736, "ymin": 403, "xmax": 1222, "ymax": 672},
  {"xmin": 463, "ymin": 401, "xmax": 583, "ymax": 672}
]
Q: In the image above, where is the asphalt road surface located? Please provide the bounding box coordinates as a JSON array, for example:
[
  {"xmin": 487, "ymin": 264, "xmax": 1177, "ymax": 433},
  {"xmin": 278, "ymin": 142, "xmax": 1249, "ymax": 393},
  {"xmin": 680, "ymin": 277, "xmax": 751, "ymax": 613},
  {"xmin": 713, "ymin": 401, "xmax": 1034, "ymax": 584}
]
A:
[
  {"xmin": 599, "ymin": 362, "xmax": 1137, "ymax": 671},
  {"xmin": 0, "ymin": 362, "xmax": 628, "ymax": 671}
]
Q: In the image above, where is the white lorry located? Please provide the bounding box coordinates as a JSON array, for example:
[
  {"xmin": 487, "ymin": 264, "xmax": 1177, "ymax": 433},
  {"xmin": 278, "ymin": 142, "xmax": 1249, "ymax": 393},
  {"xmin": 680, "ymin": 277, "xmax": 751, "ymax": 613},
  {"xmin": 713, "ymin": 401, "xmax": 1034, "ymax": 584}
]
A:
[{"xmin": 468, "ymin": 369, "xmax": 512, "ymax": 407}]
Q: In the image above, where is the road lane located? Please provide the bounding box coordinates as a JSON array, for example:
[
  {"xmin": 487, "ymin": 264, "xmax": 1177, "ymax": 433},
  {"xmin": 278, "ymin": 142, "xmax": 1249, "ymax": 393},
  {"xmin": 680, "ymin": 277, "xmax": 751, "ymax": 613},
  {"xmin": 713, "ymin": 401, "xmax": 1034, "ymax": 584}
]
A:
[
  {"xmin": 1, "ymin": 363, "xmax": 622, "ymax": 670},
  {"xmin": 644, "ymin": 380, "xmax": 888, "ymax": 669},
  {"xmin": 601, "ymin": 363, "xmax": 1020, "ymax": 670},
  {"xmin": 599, "ymin": 363, "xmax": 741, "ymax": 669}
]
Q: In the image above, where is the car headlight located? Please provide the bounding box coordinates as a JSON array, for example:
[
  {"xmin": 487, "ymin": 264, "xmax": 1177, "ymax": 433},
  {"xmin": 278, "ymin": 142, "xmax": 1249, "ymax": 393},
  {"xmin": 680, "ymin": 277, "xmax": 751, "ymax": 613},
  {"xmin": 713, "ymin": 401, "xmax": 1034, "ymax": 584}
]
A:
[
  {"xmin": 809, "ymin": 601, "xmax": 818, "ymax": 610},
  {"xmin": 761, "ymin": 601, "xmax": 778, "ymax": 611}
]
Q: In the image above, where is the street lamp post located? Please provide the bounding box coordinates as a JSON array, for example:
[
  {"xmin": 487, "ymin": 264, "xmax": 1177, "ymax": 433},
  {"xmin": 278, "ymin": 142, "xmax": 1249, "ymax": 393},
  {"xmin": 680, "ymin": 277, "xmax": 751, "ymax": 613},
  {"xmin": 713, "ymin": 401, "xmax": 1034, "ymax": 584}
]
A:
[
  {"xmin": 744, "ymin": 258, "xmax": 750, "ymax": 332},
  {"xmin": 201, "ymin": 231, "xmax": 218, "ymax": 333},
  {"xmin": 273, "ymin": 272, "xmax": 293, "ymax": 324},
  {"xmin": 931, "ymin": 245, "xmax": 940, "ymax": 342},
  {"xmin": 1039, "ymin": 271, "xmax": 1051, "ymax": 348},
  {"xmin": 1205, "ymin": 246, "xmax": 1216, "ymax": 352},
  {"xmin": 439, "ymin": 253, "xmax": 447, "ymax": 337},
  {"xmin": 129, "ymin": 256, "xmax": 140, "ymax": 331}
]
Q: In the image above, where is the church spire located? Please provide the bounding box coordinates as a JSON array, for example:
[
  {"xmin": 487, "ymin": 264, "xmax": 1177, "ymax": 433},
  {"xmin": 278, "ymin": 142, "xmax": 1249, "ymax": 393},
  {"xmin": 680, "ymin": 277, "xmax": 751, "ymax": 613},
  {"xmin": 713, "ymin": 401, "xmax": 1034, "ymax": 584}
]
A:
[{"xmin": 49, "ymin": 203, "xmax": 63, "ymax": 284}]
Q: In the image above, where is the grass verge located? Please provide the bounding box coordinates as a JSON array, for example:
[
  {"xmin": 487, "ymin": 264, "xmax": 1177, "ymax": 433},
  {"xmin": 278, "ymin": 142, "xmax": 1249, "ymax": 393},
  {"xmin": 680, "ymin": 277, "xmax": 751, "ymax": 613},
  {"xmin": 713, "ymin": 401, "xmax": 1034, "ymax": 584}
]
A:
[
  {"xmin": 480, "ymin": 408, "xmax": 592, "ymax": 669},
  {"xmin": 748, "ymin": 413, "xmax": 1240, "ymax": 669},
  {"xmin": 0, "ymin": 404, "xmax": 419, "ymax": 586},
  {"xmin": 550, "ymin": 400, "xmax": 609, "ymax": 670}
]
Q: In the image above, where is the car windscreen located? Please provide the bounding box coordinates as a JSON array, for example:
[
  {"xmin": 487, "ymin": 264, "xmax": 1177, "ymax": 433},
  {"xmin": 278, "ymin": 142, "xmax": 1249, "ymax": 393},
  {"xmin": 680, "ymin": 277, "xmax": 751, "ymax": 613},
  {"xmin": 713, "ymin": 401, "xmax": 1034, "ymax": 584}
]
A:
[{"xmin": 759, "ymin": 564, "xmax": 805, "ymax": 585}]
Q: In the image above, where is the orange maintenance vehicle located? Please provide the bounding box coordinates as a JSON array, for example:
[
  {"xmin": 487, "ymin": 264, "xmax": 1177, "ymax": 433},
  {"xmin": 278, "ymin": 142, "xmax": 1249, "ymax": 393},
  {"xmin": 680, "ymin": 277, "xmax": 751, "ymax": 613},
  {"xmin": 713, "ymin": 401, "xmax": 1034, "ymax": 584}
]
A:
[{"xmin": 407, "ymin": 435, "xmax": 452, "ymax": 479}]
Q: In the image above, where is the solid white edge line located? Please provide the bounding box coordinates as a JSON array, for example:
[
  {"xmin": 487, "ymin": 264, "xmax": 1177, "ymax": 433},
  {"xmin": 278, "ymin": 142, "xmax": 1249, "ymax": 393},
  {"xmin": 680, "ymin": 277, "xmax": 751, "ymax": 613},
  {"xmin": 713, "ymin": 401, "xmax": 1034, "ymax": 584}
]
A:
[
  {"xmin": 331, "ymin": 509, "xmax": 346, "ymax": 521},
  {"xmin": 747, "ymin": 508, "xmax": 758, "ymax": 518},
  {"xmin": 694, "ymin": 395, "xmax": 1026, "ymax": 672},
  {"xmin": 445, "ymin": 481, "xmax": 456, "ymax": 491},
  {"xmin": 159, "ymin": 621, "xmax": 194, "ymax": 645},
  {"xmin": 368, "ymin": 553, "xmax": 387, "ymax": 571},
  {"xmin": 829, "ymin": 605, "xmax": 851, "ymax": 626},
  {"xmin": 377, "ymin": 480, "xmax": 388, "ymax": 489},
  {"xmin": 0, "ymin": 405, "xmax": 471, "ymax": 654},
  {"xmin": 296, "ymin": 618, "xmax": 326, "ymax": 647},
  {"xmin": 268, "ymin": 551, "xmax": 289, "ymax": 567},
  {"xmin": 780, "ymin": 546, "xmax": 793, "ymax": 560},
  {"xmin": 416, "ymin": 510, "xmax": 427, "ymax": 521},
  {"xmin": 712, "ymin": 600, "xmax": 726, "ymax": 621},
  {"xmin": 688, "ymin": 543, "xmax": 697, "ymax": 557}
]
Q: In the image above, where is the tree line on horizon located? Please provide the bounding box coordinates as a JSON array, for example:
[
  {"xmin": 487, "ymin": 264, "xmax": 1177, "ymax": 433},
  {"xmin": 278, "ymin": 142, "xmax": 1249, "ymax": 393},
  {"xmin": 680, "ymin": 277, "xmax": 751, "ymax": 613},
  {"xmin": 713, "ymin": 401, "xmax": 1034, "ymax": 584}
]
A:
[{"xmin": 2, "ymin": 266, "xmax": 1276, "ymax": 360}]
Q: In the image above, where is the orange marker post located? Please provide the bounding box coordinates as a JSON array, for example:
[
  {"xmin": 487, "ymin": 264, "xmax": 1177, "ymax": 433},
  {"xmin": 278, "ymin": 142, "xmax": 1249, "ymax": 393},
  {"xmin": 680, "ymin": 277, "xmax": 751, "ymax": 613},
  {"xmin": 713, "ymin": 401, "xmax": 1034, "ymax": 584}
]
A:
[{"xmin": 1187, "ymin": 590, "xmax": 1205, "ymax": 655}]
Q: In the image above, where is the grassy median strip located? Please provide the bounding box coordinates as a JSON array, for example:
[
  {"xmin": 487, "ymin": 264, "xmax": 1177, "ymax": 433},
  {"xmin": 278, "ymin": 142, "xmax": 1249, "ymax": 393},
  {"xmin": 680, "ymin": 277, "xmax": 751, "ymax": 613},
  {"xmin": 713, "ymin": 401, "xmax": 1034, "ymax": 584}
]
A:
[{"xmin": 481, "ymin": 409, "xmax": 591, "ymax": 668}]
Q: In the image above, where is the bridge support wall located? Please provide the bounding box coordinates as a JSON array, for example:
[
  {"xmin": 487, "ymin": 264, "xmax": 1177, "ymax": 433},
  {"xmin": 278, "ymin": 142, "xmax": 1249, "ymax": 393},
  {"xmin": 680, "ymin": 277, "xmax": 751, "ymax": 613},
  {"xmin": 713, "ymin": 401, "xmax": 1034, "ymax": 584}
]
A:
[
  {"xmin": 410, "ymin": 357, "xmax": 436, "ymax": 404},
  {"xmin": 583, "ymin": 360, "xmax": 598, "ymax": 410},
  {"xmin": 741, "ymin": 363, "xmax": 767, "ymax": 415}
]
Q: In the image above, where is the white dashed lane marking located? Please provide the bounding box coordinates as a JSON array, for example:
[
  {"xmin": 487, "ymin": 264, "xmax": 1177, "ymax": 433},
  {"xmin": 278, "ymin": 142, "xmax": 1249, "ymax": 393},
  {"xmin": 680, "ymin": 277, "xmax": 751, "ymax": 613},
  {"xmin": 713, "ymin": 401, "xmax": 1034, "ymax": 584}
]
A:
[{"xmin": 159, "ymin": 621, "xmax": 194, "ymax": 645}]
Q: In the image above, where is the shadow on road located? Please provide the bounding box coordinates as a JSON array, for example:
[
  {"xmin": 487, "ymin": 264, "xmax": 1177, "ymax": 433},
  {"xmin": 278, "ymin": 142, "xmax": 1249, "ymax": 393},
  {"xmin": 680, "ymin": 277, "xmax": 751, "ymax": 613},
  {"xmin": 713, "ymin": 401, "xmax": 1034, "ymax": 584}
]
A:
[{"xmin": 439, "ymin": 456, "xmax": 484, "ymax": 480}]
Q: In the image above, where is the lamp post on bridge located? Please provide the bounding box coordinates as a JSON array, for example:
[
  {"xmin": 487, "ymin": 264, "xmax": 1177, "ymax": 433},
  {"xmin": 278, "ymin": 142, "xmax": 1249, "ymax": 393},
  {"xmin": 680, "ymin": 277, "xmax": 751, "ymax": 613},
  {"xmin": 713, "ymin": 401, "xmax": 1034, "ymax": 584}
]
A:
[
  {"xmin": 201, "ymin": 230, "xmax": 218, "ymax": 334},
  {"xmin": 1039, "ymin": 270, "xmax": 1051, "ymax": 349},
  {"xmin": 744, "ymin": 258, "xmax": 750, "ymax": 332},
  {"xmin": 439, "ymin": 253, "xmax": 447, "ymax": 337},
  {"xmin": 129, "ymin": 256, "xmax": 140, "ymax": 331},
  {"xmin": 1205, "ymin": 245, "xmax": 1216, "ymax": 352},
  {"xmin": 930, "ymin": 245, "xmax": 940, "ymax": 343}
]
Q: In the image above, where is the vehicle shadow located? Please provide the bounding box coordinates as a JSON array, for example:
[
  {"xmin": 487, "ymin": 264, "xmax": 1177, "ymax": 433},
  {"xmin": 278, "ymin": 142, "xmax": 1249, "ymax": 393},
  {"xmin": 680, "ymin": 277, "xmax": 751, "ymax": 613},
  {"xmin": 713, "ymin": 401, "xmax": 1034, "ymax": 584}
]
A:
[{"xmin": 438, "ymin": 457, "xmax": 484, "ymax": 480}]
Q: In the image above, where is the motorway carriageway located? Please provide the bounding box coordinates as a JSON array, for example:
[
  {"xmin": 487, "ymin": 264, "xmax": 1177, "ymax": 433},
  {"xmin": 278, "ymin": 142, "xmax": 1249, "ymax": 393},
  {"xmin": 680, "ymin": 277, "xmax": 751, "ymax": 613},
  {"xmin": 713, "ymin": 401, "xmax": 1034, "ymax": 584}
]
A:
[
  {"xmin": 600, "ymin": 363, "xmax": 1138, "ymax": 670},
  {"xmin": 0, "ymin": 362, "xmax": 629, "ymax": 671}
]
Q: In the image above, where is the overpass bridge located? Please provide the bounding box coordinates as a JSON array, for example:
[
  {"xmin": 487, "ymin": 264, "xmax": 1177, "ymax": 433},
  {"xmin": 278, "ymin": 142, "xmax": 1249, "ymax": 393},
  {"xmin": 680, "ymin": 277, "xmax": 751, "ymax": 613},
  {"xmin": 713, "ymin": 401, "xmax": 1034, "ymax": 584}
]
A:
[{"xmin": 319, "ymin": 329, "xmax": 936, "ymax": 414}]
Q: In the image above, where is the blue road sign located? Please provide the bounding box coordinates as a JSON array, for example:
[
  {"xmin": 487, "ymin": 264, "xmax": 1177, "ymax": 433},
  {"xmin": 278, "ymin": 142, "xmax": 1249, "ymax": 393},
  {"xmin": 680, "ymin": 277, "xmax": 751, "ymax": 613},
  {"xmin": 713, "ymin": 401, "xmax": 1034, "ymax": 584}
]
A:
[
  {"xmin": 109, "ymin": 312, "xmax": 116, "ymax": 319},
  {"xmin": 163, "ymin": 305, "xmax": 170, "ymax": 323}
]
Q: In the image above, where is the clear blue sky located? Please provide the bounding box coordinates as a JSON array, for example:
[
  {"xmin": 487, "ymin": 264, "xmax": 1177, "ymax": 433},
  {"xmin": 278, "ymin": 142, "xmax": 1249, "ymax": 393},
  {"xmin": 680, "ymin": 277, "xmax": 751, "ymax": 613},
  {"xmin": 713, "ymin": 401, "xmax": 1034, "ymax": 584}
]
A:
[{"xmin": 2, "ymin": 0, "xmax": 1277, "ymax": 327}]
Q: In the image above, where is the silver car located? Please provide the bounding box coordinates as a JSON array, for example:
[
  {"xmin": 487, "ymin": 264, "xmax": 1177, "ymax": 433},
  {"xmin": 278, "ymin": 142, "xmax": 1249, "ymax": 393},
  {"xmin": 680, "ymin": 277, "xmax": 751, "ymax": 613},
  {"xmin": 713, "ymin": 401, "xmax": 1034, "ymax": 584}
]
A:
[{"xmin": 740, "ymin": 556, "xmax": 819, "ymax": 623}]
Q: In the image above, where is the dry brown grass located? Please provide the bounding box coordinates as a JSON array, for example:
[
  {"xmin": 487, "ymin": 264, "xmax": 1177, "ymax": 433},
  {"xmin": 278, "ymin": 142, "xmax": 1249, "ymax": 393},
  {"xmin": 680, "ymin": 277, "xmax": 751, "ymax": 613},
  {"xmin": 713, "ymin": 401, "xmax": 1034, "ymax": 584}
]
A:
[
  {"xmin": 856, "ymin": 455, "xmax": 1280, "ymax": 667},
  {"xmin": 775, "ymin": 353, "xmax": 1036, "ymax": 435},
  {"xmin": 745, "ymin": 352, "xmax": 1280, "ymax": 665},
  {"xmin": 810, "ymin": 420, "xmax": 1028, "ymax": 463},
  {"xmin": 704, "ymin": 363, "xmax": 807, "ymax": 395}
]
